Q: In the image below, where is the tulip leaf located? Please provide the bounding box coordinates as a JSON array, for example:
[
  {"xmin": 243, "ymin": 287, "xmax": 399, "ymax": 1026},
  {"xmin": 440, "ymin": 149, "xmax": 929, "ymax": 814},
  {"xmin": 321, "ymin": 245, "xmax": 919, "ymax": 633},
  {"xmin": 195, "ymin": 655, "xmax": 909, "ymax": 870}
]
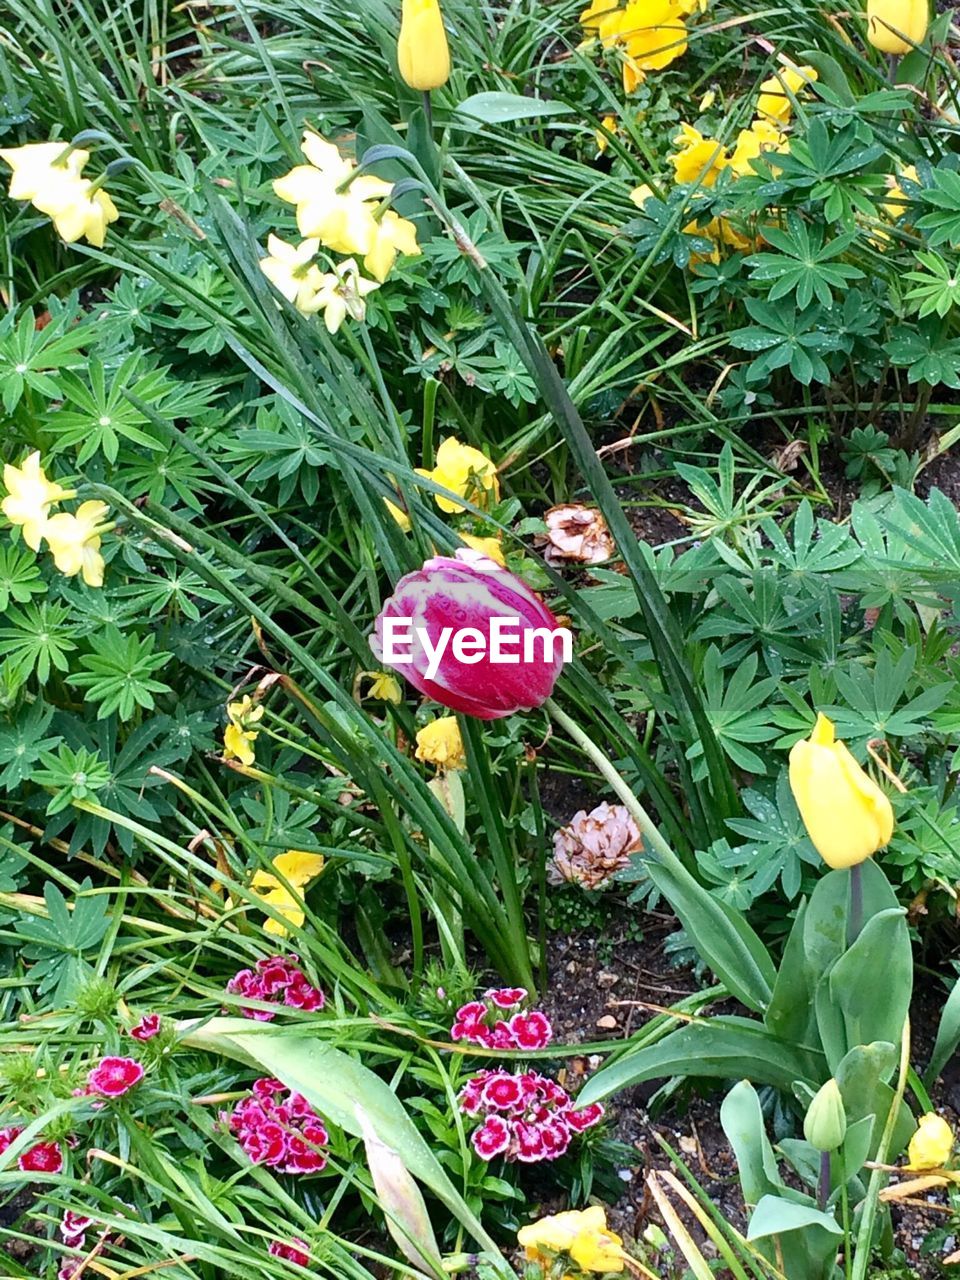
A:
[
  {"xmin": 576, "ymin": 1016, "xmax": 822, "ymax": 1106},
  {"xmin": 747, "ymin": 1195, "xmax": 842, "ymax": 1241},
  {"xmin": 829, "ymin": 908, "xmax": 912, "ymax": 1054},
  {"xmin": 454, "ymin": 92, "xmax": 574, "ymax": 123},
  {"xmin": 925, "ymin": 972, "xmax": 960, "ymax": 1087},
  {"xmin": 765, "ymin": 899, "xmax": 818, "ymax": 1045},
  {"xmin": 720, "ymin": 1080, "xmax": 785, "ymax": 1206},
  {"xmin": 180, "ymin": 1019, "xmax": 507, "ymax": 1266},
  {"xmin": 643, "ymin": 855, "xmax": 776, "ymax": 1013}
]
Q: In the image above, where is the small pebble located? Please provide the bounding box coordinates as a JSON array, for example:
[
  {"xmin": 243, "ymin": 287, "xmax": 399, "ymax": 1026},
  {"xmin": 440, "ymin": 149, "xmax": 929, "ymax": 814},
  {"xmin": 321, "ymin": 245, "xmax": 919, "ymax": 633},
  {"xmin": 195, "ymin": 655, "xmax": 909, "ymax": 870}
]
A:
[{"xmin": 596, "ymin": 1014, "xmax": 618, "ymax": 1030}]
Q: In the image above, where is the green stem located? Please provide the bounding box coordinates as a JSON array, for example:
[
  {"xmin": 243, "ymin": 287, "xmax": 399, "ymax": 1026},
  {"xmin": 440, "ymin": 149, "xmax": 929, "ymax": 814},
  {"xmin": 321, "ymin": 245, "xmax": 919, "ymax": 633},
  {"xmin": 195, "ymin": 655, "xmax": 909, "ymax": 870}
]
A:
[
  {"xmin": 850, "ymin": 1017, "xmax": 911, "ymax": 1280},
  {"xmin": 848, "ymin": 863, "xmax": 864, "ymax": 949},
  {"xmin": 817, "ymin": 1149, "xmax": 831, "ymax": 1211}
]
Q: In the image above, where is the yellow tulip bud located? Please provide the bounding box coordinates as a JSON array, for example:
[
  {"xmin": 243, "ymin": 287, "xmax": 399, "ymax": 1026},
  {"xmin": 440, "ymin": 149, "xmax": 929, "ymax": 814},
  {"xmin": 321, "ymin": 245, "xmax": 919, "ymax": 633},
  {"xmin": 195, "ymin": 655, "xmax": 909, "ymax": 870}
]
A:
[
  {"xmin": 788, "ymin": 713, "xmax": 894, "ymax": 870},
  {"xmin": 866, "ymin": 0, "xmax": 929, "ymax": 54},
  {"xmin": 907, "ymin": 1112, "xmax": 954, "ymax": 1170},
  {"xmin": 397, "ymin": 0, "xmax": 451, "ymax": 92}
]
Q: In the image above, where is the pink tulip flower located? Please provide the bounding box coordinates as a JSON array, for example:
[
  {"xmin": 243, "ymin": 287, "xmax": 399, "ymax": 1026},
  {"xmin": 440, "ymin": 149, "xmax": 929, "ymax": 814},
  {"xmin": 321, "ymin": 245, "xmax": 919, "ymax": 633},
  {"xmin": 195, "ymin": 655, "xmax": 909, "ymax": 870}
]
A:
[{"xmin": 370, "ymin": 550, "xmax": 567, "ymax": 720}]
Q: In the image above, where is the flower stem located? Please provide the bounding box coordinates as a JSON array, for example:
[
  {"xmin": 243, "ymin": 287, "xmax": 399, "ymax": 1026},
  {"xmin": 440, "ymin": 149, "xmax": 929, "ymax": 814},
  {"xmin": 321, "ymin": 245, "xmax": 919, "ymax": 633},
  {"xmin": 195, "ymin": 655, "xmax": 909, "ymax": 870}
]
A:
[
  {"xmin": 817, "ymin": 1149, "xmax": 831, "ymax": 1211},
  {"xmin": 423, "ymin": 89, "xmax": 434, "ymax": 131},
  {"xmin": 848, "ymin": 862, "xmax": 864, "ymax": 948}
]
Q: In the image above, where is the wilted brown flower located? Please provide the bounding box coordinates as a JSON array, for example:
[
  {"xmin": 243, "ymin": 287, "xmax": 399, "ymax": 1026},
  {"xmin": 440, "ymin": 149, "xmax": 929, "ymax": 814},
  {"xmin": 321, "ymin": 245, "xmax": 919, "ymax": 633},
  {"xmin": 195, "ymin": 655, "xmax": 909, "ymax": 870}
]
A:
[
  {"xmin": 550, "ymin": 802, "xmax": 643, "ymax": 890},
  {"xmin": 540, "ymin": 505, "xmax": 615, "ymax": 566}
]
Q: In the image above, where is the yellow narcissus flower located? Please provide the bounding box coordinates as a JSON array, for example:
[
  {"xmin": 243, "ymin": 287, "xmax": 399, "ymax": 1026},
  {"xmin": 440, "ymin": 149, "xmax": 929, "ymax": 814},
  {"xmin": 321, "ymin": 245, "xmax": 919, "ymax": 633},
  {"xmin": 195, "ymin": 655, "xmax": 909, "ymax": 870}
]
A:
[
  {"xmin": 460, "ymin": 533, "xmax": 506, "ymax": 565},
  {"xmin": 788, "ymin": 713, "xmax": 894, "ymax": 870},
  {"xmin": 385, "ymin": 497, "xmax": 412, "ymax": 531},
  {"xmin": 251, "ymin": 850, "xmax": 326, "ymax": 936},
  {"xmin": 312, "ymin": 258, "xmax": 380, "ymax": 334},
  {"xmin": 1, "ymin": 451, "xmax": 74, "ymax": 550},
  {"xmin": 867, "ymin": 0, "xmax": 929, "ymax": 53},
  {"xmin": 415, "ymin": 716, "xmax": 466, "ymax": 770},
  {"xmin": 368, "ymin": 672, "xmax": 403, "ymax": 702},
  {"xmin": 36, "ymin": 180, "xmax": 119, "ymax": 249},
  {"xmin": 518, "ymin": 1206, "xmax": 625, "ymax": 1273},
  {"xmin": 668, "ymin": 124, "xmax": 729, "ymax": 186},
  {"xmin": 364, "ymin": 209, "xmax": 421, "ymax": 283},
  {"xmin": 729, "ymin": 118, "xmax": 789, "ymax": 177},
  {"xmin": 397, "ymin": 0, "xmax": 451, "ymax": 91},
  {"xmin": 43, "ymin": 500, "xmax": 110, "ymax": 587},
  {"xmin": 223, "ymin": 695, "xmax": 265, "ymax": 767},
  {"xmin": 907, "ymin": 1113, "xmax": 954, "ymax": 1170},
  {"xmin": 273, "ymin": 131, "xmax": 393, "ymax": 256},
  {"xmin": 423, "ymin": 437, "xmax": 500, "ymax": 514},
  {"xmin": 259, "ymin": 234, "xmax": 328, "ymax": 314},
  {"xmin": 756, "ymin": 65, "xmax": 819, "ymax": 125},
  {"xmin": 0, "ymin": 141, "xmax": 89, "ymax": 199}
]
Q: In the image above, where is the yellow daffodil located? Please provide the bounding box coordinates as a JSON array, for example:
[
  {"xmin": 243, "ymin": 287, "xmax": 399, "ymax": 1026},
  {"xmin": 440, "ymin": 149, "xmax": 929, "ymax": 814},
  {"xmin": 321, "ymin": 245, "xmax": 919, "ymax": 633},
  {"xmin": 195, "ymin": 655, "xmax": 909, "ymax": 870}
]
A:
[
  {"xmin": 459, "ymin": 533, "xmax": 506, "ymax": 565},
  {"xmin": 251, "ymin": 850, "xmax": 326, "ymax": 936},
  {"xmin": 668, "ymin": 124, "xmax": 729, "ymax": 186},
  {"xmin": 629, "ymin": 183, "xmax": 655, "ymax": 209},
  {"xmin": 867, "ymin": 0, "xmax": 929, "ymax": 53},
  {"xmin": 518, "ymin": 1207, "xmax": 625, "ymax": 1274},
  {"xmin": 756, "ymin": 65, "xmax": 818, "ymax": 125},
  {"xmin": 423, "ymin": 436, "xmax": 499, "ymax": 514},
  {"xmin": 595, "ymin": 115, "xmax": 618, "ymax": 154},
  {"xmin": 35, "ymin": 179, "xmax": 119, "ymax": 248},
  {"xmin": 907, "ymin": 1113, "xmax": 954, "ymax": 1170},
  {"xmin": 273, "ymin": 132, "xmax": 393, "ymax": 256},
  {"xmin": 415, "ymin": 717, "xmax": 466, "ymax": 770},
  {"xmin": 364, "ymin": 208, "xmax": 421, "ymax": 283},
  {"xmin": 223, "ymin": 695, "xmax": 265, "ymax": 767},
  {"xmin": 312, "ymin": 258, "xmax": 380, "ymax": 334},
  {"xmin": 397, "ymin": 0, "xmax": 451, "ymax": 91},
  {"xmin": 0, "ymin": 141, "xmax": 89, "ymax": 200},
  {"xmin": 42, "ymin": 500, "xmax": 110, "ymax": 587},
  {"xmin": 729, "ymin": 118, "xmax": 789, "ymax": 177},
  {"xmin": 788, "ymin": 713, "xmax": 894, "ymax": 870},
  {"xmin": 1, "ymin": 451, "xmax": 74, "ymax": 550},
  {"xmin": 258, "ymin": 234, "xmax": 329, "ymax": 314},
  {"xmin": 368, "ymin": 672, "xmax": 403, "ymax": 702}
]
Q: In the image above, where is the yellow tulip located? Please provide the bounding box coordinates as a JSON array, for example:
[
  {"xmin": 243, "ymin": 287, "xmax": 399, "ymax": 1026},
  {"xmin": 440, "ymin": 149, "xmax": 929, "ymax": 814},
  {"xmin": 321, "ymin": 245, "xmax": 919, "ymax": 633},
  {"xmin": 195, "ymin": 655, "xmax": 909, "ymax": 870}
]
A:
[
  {"xmin": 43, "ymin": 500, "xmax": 110, "ymax": 587},
  {"xmin": 518, "ymin": 1206, "xmax": 625, "ymax": 1274},
  {"xmin": 1, "ymin": 451, "xmax": 74, "ymax": 551},
  {"xmin": 397, "ymin": 0, "xmax": 451, "ymax": 92},
  {"xmin": 867, "ymin": 0, "xmax": 929, "ymax": 53},
  {"xmin": 907, "ymin": 1113, "xmax": 954, "ymax": 1169},
  {"xmin": 415, "ymin": 717, "xmax": 465, "ymax": 770},
  {"xmin": 788, "ymin": 713, "xmax": 894, "ymax": 870}
]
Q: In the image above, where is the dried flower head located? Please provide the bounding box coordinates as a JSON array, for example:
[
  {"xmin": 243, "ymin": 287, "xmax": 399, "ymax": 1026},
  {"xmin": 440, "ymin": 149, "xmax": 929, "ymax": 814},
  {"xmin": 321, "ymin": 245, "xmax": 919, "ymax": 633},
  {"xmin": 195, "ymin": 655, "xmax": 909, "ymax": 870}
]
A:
[
  {"xmin": 539, "ymin": 505, "xmax": 615, "ymax": 566},
  {"xmin": 550, "ymin": 801, "xmax": 642, "ymax": 889}
]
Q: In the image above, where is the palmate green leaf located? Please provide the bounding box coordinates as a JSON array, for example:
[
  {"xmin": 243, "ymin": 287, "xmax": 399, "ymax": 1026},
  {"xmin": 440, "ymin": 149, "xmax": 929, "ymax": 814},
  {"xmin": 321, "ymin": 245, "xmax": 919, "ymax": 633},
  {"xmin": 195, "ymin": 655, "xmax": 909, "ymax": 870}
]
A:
[
  {"xmin": 885, "ymin": 322, "xmax": 960, "ymax": 387},
  {"xmin": 179, "ymin": 1019, "xmax": 508, "ymax": 1268},
  {"xmin": 745, "ymin": 214, "xmax": 863, "ymax": 309},
  {"xmin": 724, "ymin": 770, "xmax": 819, "ymax": 901},
  {"xmin": 66, "ymin": 626, "xmax": 173, "ymax": 720},
  {"xmin": 759, "ymin": 500, "xmax": 861, "ymax": 590},
  {"xmin": 0, "ymin": 702, "xmax": 61, "ymax": 790},
  {"xmin": 0, "ymin": 543, "xmax": 46, "ymax": 611},
  {"xmin": 903, "ymin": 250, "xmax": 960, "ymax": 319},
  {"xmin": 0, "ymin": 601, "xmax": 77, "ymax": 684},
  {"xmin": 12, "ymin": 878, "xmax": 111, "ymax": 1003},
  {"xmin": 0, "ymin": 304, "xmax": 91, "ymax": 413},
  {"xmin": 825, "ymin": 645, "xmax": 952, "ymax": 741},
  {"xmin": 686, "ymin": 647, "xmax": 780, "ymax": 776}
]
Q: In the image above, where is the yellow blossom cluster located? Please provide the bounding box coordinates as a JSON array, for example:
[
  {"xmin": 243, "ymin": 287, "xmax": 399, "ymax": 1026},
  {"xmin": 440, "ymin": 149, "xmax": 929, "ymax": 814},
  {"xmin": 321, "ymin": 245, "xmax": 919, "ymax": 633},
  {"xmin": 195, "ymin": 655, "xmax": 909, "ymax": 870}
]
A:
[
  {"xmin": 632, "ymin": 64, "xmax": 818, "ymax": 261},
  {"xmin": 0, "ymin": 142, "xmax": 118, "ymax": 247},
  {"xmin": 260, "ymin": 131, "xmax": 420, "ymax": 331},
  {"xmin": 579, "ymin": 0, "xmax": 706, "ymax": 94},
  {"xmin": 1, "ymin": 452, "xmax": 110, "ymax": 587},
  {"xmin": 415, "ymin": 716, "xmax": 466, "ymax": 770},
  {"xmin": 518, "ymin": 1206, "xmax": 626, "ymax": 1275},
  {"xmin": 223, "ymin": 694, "xmax": 265, "ymax": 767},
  {"xmin": 250, "ymin": 849, "xmax": 326, "ymax": 936}
]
